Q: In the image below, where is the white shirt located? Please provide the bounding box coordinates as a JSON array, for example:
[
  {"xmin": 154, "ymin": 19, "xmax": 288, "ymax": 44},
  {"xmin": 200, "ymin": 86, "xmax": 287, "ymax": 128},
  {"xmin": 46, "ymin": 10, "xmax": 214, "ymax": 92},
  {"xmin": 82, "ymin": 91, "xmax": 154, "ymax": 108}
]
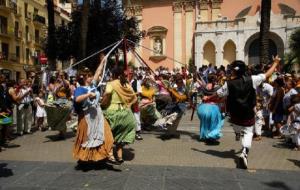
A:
[
  {"xmin": 283, "ymin": 88, "xmax": 298, "ymax": 110},
  {"xmin": 217, "ymin": 74, "xmax": 266, "ymax": 97}
]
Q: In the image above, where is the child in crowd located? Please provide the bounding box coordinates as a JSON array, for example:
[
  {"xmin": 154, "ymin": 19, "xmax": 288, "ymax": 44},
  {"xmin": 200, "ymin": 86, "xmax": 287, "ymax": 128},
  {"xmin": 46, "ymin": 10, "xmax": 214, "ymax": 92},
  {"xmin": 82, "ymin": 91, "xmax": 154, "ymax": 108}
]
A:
[
  {"xmin": 35, "ymin": 91, "xmax": 47, "ymax": 131},
  {"xmin": 254, "ymin": 100, "xmax": 264, "ymax": 141}
]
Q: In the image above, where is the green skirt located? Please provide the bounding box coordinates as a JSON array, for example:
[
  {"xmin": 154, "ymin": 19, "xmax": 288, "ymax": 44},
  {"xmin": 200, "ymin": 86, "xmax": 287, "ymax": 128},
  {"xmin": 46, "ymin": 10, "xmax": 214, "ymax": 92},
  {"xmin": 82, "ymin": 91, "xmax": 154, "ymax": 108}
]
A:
[{"xmin": 104, "ymin": 108, "xmax": 136, "ymax": 144}]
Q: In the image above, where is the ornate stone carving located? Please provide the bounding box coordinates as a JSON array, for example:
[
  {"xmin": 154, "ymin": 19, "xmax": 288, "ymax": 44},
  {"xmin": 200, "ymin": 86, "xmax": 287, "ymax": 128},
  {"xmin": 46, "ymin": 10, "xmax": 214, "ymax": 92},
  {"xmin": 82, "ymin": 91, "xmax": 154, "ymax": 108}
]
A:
[
  {"xmin": 211, "ymin": 0, "xmax": 223, "ymax": 9},
  {"xmin": 125, "ymin": 5, "xmax": 143, "ymax": 17},
  {"xmin": 184, "ymin": 1, "xmax": 195, "ymax": 12},
  {"xmin": 173, "ymin": 2, "xmax": 183, "ymax": 13},
  {"xmin": 199, "ymin": 0, "xmax": 209, "ymax": 10}
]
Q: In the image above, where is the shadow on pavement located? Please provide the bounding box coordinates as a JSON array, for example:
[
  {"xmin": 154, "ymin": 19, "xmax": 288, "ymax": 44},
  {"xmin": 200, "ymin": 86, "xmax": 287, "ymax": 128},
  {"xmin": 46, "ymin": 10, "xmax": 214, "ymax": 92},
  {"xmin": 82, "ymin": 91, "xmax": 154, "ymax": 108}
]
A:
[
  {"xmin": 75, "ymin": 160, "xmax": 122, "ymax": 172},
  {"xmin": 191, "ymin": 148, "xmax": 241, "ymax": 168},
  {"xmin": 263, "ymin": 181, "xmax": 292, "ymax": 190},
  {"xmin": 272, "ymin": 140, "xmax": 294, "ymax": 150},
  {"xmin": 43, "ymin": 131, "xmax": 75, "ymax": 142},
  {"xmin": 287, "ymin": 159, "xmax": 300, "ymax": 168},
  {"xmin": 0, "ymin": 163, "xmax": 13, "ymax": 177},
  {"xmin": 123, "ymin": 147, "xmax": 135, "ymax": 161}
]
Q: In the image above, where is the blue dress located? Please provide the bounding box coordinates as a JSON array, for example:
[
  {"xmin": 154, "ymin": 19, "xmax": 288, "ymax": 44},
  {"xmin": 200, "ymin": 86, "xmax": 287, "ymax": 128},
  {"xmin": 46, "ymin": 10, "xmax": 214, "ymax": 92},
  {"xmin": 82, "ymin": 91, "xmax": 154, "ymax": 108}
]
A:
[{"xmin": 197, "ymin": 103, "xmax": 224, "ymax": 140}]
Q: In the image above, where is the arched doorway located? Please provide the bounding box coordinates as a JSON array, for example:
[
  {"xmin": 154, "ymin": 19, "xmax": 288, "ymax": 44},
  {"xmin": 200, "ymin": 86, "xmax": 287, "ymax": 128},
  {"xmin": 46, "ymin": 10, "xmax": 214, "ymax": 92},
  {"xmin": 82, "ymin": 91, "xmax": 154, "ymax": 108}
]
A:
[
  {"xmin": 245, "ymin": 32, "xmax": 284, "ymax": 65},
  {"xmin": 223, "ymin": 40, "xmax": 236, "ymax": 66},
  {"xmin": 203, "ymin": 41, "xmax": 216, "ymax": 66}
]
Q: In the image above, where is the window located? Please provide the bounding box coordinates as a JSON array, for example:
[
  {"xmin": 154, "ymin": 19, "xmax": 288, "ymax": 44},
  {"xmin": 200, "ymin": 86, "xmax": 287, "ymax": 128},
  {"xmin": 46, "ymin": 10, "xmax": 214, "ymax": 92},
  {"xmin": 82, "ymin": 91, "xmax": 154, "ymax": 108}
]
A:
[
  {"xmin": 0, "ymin": 16, "xmax": 8, "ymax": 34},
  {"xmin": 15, "ymin": 21, "xmax": 19, "ymax": 37},
  {"xmin": 35, "ymin": 29, "xmax": 39, "ymax": 43},
  {"xmin": 1, "ymin": 43, "xmax": 9, "ymax": 61},
  {"xmin": 16, "ymin": 46, "xmax": 20, "ymax": 58},
  {"xmin": 34, "ymin": 8, "xmax": 38, "ymax": 15},
  {"xmin": 25, "ymin": 25, "xmax": 29, "ymax": 41},
  {"xmin": 26, "ymin": 48, "xmax": 30, "ymax": 63},
  {"xmin": 24, "ymin": 3, "xmax": 28, "ymax": 17}
]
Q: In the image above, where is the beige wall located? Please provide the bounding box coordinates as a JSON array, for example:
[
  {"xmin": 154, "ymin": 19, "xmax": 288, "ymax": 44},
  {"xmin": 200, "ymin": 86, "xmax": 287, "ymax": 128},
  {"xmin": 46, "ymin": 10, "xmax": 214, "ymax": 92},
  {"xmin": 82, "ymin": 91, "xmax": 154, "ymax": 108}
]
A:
[
  {"xmin": 203, "ymin": 41, "xmax": 215, "ymax": 66},
  {"xmin": 223, "ymin": 40, "xmax": 236, "ymax": 66},
  {"xmin": 221, "ymin": 0, "xmax": 300, "ymax": 20},
  {"xmin": 142, "ymin": 1, "xmax": 174, "ymax": 71}
]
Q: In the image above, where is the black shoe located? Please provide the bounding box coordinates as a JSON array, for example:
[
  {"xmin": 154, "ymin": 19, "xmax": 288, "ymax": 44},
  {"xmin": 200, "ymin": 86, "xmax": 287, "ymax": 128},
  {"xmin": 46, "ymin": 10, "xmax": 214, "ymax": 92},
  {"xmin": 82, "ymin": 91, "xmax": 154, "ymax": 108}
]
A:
[
  {"xmin": 106, "ymin": 157, "xmax": 121, "ymax": 165},
  {"xmin": 116, "ymin": 158, "xmax": 124, "ymax": 164},
  {"xmin": 135, "ymin": 134, "xmax": 143, "ymax": 140}
]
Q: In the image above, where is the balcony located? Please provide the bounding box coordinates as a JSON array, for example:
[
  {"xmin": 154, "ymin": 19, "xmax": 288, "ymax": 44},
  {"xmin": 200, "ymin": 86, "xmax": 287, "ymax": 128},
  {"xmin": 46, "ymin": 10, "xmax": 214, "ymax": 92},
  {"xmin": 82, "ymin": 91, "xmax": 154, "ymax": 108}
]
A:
[
  {"xmin": 0, "ymin": 0, "xmax": 11, "ymax": 14},
  {"xmin": 12, "ymin": 5, "xmax": 22, "ymax": 17},
  {"xmin": 0, "ymin": 51, "xmax": 8, "ymax": 61},
  {"xmin": 33, "ymin": 14, "xmax": 46, "ymax": 27},
  {"xmin": 15, "ymin": 30, "xmax": 22, "ymax": 40},
  {"xmin": 9, "ymin": 53, "xmax": 20, "ymax": 63},
  {"xmin": 0, "ymin": 28, "xmax": 13, "ymax": 39},
  {"xmin": 35, "ymin": 38, "xmax": 45, "ymax": 48},
  {"xmin": 196, "ymin": 18, "xmax": 246, "ymax": 33}
]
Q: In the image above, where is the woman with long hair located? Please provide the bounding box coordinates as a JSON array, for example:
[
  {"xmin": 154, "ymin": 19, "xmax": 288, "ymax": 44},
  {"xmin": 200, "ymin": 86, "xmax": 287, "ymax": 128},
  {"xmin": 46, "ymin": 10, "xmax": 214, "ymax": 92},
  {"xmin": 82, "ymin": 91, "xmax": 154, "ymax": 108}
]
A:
[
  {"xmin": 101, "ymin": 67, "xmax": 137, "ymax": 163},
  {"xmin": 73, "ymin": 57, "xmax": 114, "ymax": 164}
]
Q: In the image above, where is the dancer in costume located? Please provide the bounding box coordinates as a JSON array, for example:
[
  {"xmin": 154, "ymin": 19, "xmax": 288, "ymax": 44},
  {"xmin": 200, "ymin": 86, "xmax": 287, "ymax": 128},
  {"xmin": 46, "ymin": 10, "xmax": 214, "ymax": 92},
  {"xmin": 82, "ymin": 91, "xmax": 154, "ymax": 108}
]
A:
[
  {"xmin": 73, "ymin": 58, "xmax": 114, "ymax": 164},
  {"xmin": 45, "ymin": 72, "xmax": 72, "ymax": 139},
  {"xmin": 203, "ymin": 56, "xmax": 280, "ymax": 169},
  {"xmin": 164, "ymin": 75, "xmax": 187, "ymax": 138},
  {"xmin": 139, "ymin": 77, "xmax": 162, "ymax": 129},
  {"xmin": 102, "ymin": 67, "xmax": 137, "ymax": 163},
  {"xmin": 197, "ymin": 74, "xmax": 224, "ymax": 144}
]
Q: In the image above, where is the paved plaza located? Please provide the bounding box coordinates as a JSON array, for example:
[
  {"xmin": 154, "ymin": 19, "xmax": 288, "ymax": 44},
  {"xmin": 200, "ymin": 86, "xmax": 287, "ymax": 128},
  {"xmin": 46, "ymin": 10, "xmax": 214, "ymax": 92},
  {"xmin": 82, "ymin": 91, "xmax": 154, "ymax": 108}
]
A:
[{"xmin": 0, "ymin": 110, "xmax": 299, "ymax": 189}]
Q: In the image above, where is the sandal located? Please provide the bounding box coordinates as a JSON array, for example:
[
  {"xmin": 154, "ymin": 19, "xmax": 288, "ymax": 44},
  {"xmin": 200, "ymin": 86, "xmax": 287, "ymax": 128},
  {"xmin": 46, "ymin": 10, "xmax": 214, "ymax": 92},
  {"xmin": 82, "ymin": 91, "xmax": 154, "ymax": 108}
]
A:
[{"xmin": 107, "ymin": 155, "xmax": 120, "ymax": 165}]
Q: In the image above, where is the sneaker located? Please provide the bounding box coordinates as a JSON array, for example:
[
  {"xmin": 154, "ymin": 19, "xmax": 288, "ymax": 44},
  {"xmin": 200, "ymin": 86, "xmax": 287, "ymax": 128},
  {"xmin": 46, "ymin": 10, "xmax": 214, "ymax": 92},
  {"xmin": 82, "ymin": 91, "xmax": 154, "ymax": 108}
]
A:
[
  {"xmin": 135, "ymin": 134, "xmax": 143, "ymax": 140},
  {"xmin": 239, "ymin": 153, "xmax": 248, "ymax": 169}
]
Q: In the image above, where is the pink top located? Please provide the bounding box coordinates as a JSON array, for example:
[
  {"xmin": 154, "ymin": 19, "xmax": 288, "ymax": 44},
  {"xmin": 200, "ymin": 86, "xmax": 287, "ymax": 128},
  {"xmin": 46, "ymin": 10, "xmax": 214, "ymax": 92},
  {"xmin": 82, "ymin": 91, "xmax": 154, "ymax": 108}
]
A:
[{"xmin": 156, "ymin": 80, "xmax": 170, "ymax": 96}]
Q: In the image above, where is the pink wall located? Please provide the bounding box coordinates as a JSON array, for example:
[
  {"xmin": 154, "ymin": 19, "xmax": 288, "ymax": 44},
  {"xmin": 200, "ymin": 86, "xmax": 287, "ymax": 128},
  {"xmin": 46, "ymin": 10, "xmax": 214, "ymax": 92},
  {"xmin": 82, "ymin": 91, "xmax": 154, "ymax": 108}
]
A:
[
  {"xmin": 221, "ymin": 0, "xmax": 300, "ymax": 20},
  {"xmin": 142, "ymin": 1, "xmax": 174, "ymax": 71}
]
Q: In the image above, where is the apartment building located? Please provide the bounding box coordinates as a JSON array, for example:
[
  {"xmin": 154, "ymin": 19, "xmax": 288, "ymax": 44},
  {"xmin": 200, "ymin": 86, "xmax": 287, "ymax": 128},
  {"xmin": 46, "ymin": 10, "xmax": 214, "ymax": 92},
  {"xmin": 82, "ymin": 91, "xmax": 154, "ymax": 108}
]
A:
[{"xmin": 0, "ymin": 0, "xmax": 72, "ymax": 80}]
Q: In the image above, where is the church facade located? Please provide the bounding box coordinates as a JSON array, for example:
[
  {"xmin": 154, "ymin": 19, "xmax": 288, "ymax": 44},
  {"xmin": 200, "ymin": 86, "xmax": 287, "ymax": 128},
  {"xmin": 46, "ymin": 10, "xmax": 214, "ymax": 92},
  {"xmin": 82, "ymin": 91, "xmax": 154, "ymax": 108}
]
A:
[{"xmin": 123, "ymin": 0, "xmax": 300, "ymax": 70}]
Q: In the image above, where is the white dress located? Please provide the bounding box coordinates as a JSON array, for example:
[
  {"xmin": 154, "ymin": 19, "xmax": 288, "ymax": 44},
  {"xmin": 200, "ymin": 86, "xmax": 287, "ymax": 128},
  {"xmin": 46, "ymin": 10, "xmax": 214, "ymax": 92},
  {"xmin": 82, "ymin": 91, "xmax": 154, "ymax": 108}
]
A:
[{"xmin": 35, "ymin": 97, "xmax": 47, "ymax": 118}]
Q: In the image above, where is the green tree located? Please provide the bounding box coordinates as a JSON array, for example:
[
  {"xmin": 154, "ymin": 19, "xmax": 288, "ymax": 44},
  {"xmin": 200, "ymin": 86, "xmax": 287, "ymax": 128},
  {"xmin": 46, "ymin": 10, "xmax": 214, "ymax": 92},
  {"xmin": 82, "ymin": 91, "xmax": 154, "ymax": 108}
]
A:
[
  {"xmin": 259, "ymin": 0, "xmax": 271, "ymax": 65},
  {"xmin": 289, "ymin": 28, "xmax": 300, "ymax": 62},
  {"xmin": 49, "ymin": 0, "xmax": 141, "ymax": 70}
]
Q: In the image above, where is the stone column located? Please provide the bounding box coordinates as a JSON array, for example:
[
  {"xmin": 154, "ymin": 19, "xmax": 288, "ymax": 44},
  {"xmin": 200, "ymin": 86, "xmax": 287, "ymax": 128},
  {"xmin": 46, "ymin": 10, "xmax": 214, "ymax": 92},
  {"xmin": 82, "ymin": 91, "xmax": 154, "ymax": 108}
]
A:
[
  {"xmin": 184, "ymin": 1, "xmax": 195, "ymax": 65},
  {"xmin": 211, "ymin": 0, "xmax": 223, "ymax": 21},
  {"xmin": 237, "ymin": 31, "xmax": 245, "ymax": 61},
  {"xmin": 195, "ymin": 34, "xmax": 202, "ymax": 68},
  {"xmin": 198, "ymin": 0, "xmax": 209, "ymax": 21},
  {"xmin": 216, "ymin": 32, "xmax": 223, "ymax": 67},
  {"xmin": 173, "ymin": 2, "xmax": 183, "ymax": 69}
]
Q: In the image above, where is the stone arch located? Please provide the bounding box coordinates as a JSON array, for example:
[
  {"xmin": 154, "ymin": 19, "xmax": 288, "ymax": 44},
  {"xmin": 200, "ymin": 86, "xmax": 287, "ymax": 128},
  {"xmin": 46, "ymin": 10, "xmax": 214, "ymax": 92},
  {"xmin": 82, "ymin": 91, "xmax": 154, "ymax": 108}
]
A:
[
  {"xmin": 244, "ymin": 32, "xmax": 284, "ymax": 65},
  {"xmin": 223, "ymin": 40, "xmax": 236, "ymax": 66},
  {"xmin": 203, "ymin": 41, "xmax": 216, "ymax": 66}
]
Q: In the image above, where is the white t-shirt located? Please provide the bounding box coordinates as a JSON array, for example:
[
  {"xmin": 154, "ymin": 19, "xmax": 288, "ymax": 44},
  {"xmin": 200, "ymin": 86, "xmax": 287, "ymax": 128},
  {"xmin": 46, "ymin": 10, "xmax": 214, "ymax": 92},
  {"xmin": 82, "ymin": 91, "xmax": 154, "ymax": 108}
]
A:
[{"xmin": 217, "ymin": 74, "xmax": 266, "ymax": 97}]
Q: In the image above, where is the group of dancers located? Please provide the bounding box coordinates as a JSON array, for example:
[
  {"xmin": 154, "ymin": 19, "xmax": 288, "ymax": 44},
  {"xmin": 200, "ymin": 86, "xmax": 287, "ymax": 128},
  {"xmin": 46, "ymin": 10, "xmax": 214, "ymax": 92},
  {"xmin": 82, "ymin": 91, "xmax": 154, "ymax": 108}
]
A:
[{"xmin": 0, "ymin": 52, "xmax": 283, "ymax": 169}]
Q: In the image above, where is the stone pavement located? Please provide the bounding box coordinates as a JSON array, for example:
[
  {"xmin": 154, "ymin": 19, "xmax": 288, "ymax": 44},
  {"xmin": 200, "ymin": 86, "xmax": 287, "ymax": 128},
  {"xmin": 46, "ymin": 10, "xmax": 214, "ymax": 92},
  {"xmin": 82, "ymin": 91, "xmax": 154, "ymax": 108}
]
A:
[
  {"xmin": 0, "ymin": 109, "xmax": 299, "ymax": 189},
  {"xmin": 0, "ymin": 161, "xmax": 299, "ymax": 190}
]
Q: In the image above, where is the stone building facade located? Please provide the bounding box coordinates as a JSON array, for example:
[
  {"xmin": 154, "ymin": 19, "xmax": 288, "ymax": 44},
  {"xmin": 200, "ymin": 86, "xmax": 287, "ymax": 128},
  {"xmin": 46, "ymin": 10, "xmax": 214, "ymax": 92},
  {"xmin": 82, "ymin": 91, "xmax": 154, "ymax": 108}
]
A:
[{"xmin": 124, "ymin": 0, "xmax": 300, "ymax": 71}]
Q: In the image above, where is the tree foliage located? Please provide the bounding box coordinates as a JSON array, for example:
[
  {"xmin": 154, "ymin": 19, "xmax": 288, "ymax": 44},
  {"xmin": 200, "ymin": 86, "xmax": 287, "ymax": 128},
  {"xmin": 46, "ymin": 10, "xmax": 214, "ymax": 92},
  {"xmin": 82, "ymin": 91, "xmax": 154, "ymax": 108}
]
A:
[{"xmin": 49, "ymin": 0, "xmax": 142, "ymax": 70}]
